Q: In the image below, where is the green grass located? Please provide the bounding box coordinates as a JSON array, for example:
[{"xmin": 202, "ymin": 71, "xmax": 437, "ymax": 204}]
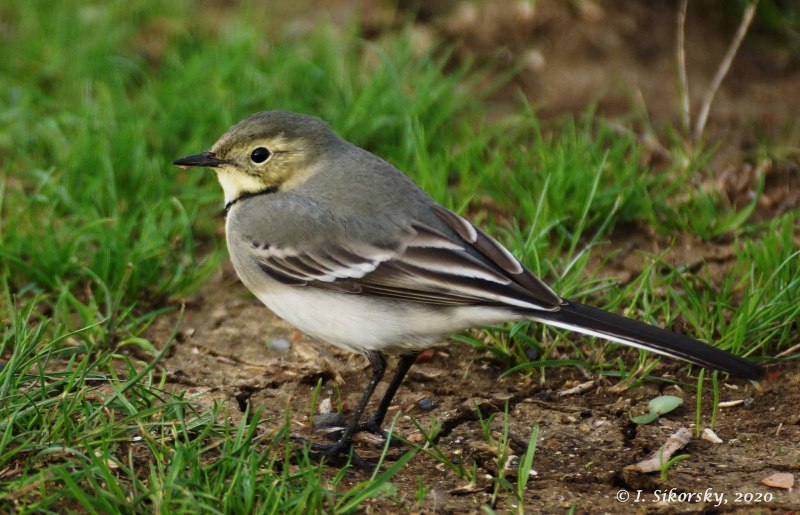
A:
[{"xmin": 1, "ymin": 0, "xmax": 798, "ymax": 512}]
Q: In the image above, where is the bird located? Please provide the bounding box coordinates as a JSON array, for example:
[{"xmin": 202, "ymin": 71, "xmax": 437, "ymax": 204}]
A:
[{"xmin": 174, "ymin": 110, "xmax": 762, "ymax": 466}]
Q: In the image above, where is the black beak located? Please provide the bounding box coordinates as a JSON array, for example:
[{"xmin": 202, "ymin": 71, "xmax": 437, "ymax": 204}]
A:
[{"xmin": 173, "ymin": 151, "xmax": 225, "ymax": 168}]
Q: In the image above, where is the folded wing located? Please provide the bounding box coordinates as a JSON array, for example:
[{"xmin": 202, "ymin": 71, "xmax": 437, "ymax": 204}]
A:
[{"xmin": 246, "ymin": 206, "xmax": 563, "ymax": 312}]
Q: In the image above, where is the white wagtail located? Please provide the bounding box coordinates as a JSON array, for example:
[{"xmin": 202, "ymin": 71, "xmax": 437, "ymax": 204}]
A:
[{"xmin": 174, "ymin": 111, "xmax": 762, "ymax": 463}]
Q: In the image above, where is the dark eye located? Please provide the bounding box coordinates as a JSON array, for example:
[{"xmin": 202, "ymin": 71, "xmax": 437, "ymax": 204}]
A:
[{"xmin": 250, "ymin": 147, "xmax": 271, "ymax": 164}]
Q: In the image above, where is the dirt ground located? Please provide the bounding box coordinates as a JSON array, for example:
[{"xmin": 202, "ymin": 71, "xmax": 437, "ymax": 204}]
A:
[{"xmin": 146, "ymin": 1, "xmax": 799, "ymax": 512}]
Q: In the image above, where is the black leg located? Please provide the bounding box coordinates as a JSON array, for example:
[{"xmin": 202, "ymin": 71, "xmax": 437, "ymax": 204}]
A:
[
  {"xmin": 362, "ymin": 352, "xmax": 419, "ymax": 432},
  {"xmin": 310, "ymin": 350, "xmax": 387, "ymax": 457}
]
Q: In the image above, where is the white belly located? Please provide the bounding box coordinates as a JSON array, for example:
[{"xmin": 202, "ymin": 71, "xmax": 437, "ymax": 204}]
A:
[
  {"xmin": 230, "ymin": 259, "xmax": 514, "ymax": 354},
  {"xmin": 248, "ymin": 276, "xmax": 515, "ymax": 354}
]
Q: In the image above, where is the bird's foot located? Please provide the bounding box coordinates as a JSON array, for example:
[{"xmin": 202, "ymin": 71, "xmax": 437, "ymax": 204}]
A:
[
  {"xmin": 312, "ymin": 413, "xmax": 402, "ymax": 448},
  {"xmin": 290, "ymin": 434, "xmax": 376, "ymax": 471},
  {"xmin": 290, "ymin": 413, "xmax": 402, "ymax": 471}
]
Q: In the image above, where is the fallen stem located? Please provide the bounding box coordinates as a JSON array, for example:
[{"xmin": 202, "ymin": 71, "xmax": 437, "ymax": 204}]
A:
[{"xmin": 624, "ymin": 427, "xmax": 692, "ymax": 473}]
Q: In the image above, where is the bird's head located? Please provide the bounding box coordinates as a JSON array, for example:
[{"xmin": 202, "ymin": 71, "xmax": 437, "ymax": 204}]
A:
[{"xmin": 173, "ymin": 111, "xmax": 337, "ymax": 204}]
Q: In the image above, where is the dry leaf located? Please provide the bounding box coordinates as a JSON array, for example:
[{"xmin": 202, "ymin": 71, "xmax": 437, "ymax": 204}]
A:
[{"xmin": 761, "ymin": 472, "xmax": 794, "ymax": 490}]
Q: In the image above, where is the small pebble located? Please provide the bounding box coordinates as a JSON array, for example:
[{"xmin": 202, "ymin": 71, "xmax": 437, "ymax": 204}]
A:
[
  {"xmin": 407, "ymin": 433, "xmax": 425, "ymax": 443},
  {"xmin": 417, "ymin": 398, "xmax": 435, "ymax": 411},
  {"xmin": 319, "ymin": 398, "xmax": 332, "ymax": 414},
  {"xmin": 268, "ymin": 338, "xmax": 291, "ymax": 351},
  {"xmin": 505, "ymin": 455, "xmax": 520, "ymax": 471},
  {"xmin": 415, "ymin": 349, "xmax": 436, "ymax": 363},
  {"xmin": 702, "ymin": 428, "xmax": 723, "ymax": 444},
  {"xmin": 525, "ymin": 348, "xmax": 539, "ymax": 361}
]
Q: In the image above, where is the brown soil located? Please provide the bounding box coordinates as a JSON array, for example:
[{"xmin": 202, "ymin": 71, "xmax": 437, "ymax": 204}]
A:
[{"xmin": 146, "ymin": 1, "xmax": 800, "ymax": 512}]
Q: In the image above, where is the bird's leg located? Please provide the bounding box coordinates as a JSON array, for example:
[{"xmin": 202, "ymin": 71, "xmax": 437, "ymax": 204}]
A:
[
  {"xmin": 308, "ymin": 351, "xmax": 387, "ymax": 457},
  {"xmin": 360, "ymin": 352, "xmax": 419, "ymax": 434},
  {"xmin": 311, "ymin": 352, "xmax": 418, "ymax": 455}
]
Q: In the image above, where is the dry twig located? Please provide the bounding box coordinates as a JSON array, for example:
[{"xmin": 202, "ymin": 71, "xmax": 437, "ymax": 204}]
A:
[
  {"xmin": 693, "ymin": 0, "xmax": 759, "ymax": 142},
  {"xmin": 676, "ymin": 0, "xmax": 691, "ymax": 136}
]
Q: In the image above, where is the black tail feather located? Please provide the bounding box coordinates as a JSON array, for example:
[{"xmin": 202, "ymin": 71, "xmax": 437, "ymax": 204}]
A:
[{"xmin": 531, "ymin": 300, "xmax": 763, "ymax": 380}]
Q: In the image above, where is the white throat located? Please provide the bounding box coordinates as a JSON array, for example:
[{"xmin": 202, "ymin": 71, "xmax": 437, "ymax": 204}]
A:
[{"xmin": 216, "ymin": 170, "xmax": 268, "ymax": 205}]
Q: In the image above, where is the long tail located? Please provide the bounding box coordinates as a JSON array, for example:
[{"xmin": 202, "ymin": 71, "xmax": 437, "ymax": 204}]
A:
[{"xmin": 530, "ymin": 300, "xmax": 763, "ymax": 380}]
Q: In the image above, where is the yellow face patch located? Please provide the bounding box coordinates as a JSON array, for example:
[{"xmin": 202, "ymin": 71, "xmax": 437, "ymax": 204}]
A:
[{"xmin": 210, "ymin": 134, "xmax": 322, "ymax": 201}]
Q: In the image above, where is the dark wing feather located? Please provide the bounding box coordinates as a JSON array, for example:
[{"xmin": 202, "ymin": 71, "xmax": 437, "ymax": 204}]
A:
[
  {"xmin": 431, "ymin": 205, "xmax": 562, "ymax": 307},
  {"xmin": 246, "ymin": 208, "xmax": 563, "ymax": 311}
]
